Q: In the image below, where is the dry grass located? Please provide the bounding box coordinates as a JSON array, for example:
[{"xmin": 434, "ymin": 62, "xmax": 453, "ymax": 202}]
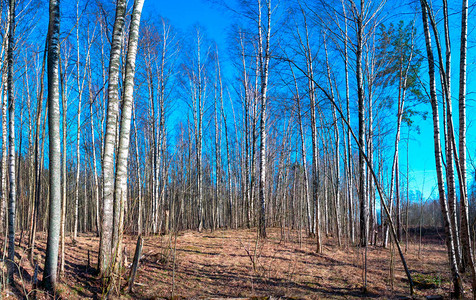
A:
[{"xmin": 0, "ymin": 227, "xmax": 469, "ymax": 299}]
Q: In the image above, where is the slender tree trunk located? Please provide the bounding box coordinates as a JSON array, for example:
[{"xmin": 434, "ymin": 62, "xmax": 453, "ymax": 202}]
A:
[
  {"xmin": 356, "ymin": 0, "xmax": 367, "ymax": 247},
  {"xmin": 457, "ymin": 0, "xmax": 476, "ymax": 295},
  {"xmin": 290, "ymin": 64, "xmax": 312, "ymax": 236},
  {"xmin": 441, "ymin": 0, "xmax": 462, "ymax": 269},
  {"xmin": 342, "ymin": 0, "xmax": 353, "ymax": 244},
  {"xmin": 59, "ymin": 50, "xmax": 69, "ymax": 276},
  {"xmin": 133, "ymin": 101, "xmax": 142, "ymax": 235},
  {"xmin": 300, "ymin": 4, "xmax": 321, "ymax": 249},
  {"xmin": 324, "ymin": 38, "xmax": 341, "ymax": 247},
  {"xmin": 196, "ymin": 41, "xmax": 204, "ymax": 233},
  {"xmin": 88, "ymin": 66, "xmax": 100, "ymax": 237},
  {"xmin": 29, "ymin": 39, "xmax": 47, "ymax": 261},
  {"xmin": 257, "ymin": 0, "xmax": 271, "ymax": 239},
  {"xmin": 420, "ymin": 2, "xmax": 463, "ymax": 297},
  {"xmin": 6, "ymin": 0, "xmax": 15, "ymax": 284},
  {"xmin": 73, "ymin": 1, "xmax": 87, "ymax": 241},
  {"xmin": 0, "ymin": 7, "xmax": 10, "ymax": 236}
]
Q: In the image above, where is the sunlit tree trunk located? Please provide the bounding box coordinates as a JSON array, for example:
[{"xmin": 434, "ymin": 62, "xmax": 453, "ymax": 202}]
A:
[
  {"xmin": 297, "ymin": 2, "xmax": 321, "ymax": 248},
  {"xmin": 73, "ymin": 0, "xmax": 88, "ymax": 241},
  {"xmin": 132, "ymin": 100, "xmax": 142, "ymax": 234},
  {"xmin": 290, "ymin": 64, "xmax": 312, "ymax": 236},
  {"xmin": 324, "ymin": 37, "xmax": 341, "ymax": 246},
  {"xmin": 341, "ymin": 0, "xmax": 354, "ymax": 244},
  {"xmin": 99, "ymin": 0, "xmax": 126, "ymax": 277},
  {"xmin": 6, "ymin": 0, "xmax": 15, "ymax": 284},
  {"xmin": 59, "ymin": 44, "xmax": 71, "ymax": 277},
  {"xmin": 43, "ymin": 0, "xmax": 61, "ymax": 291},
  {"xmin": 112, "ymin": 0, "xmax": 144, "ymax": 281},
  {"xmin": 457, "ymin": 0, "xmax": 476, "ymax": 294},
  {"xmin": 441, "ymin": 0, "xmax": 462, "ymax": 269},
  {"xmin": 0, "ymin": 7, "xmax": 10, "ymax": 236},
  {"xmin": 88, "ymin": 72, "xmax": 100, "ymax": 237},
  {"xmin": 28, "ymin": 39, "xmax": 47, "ymax": 262},
  {"xmin": 420, "ymin": 2, "xmax": 462, "ymax": 297},
  {"xmin": 217, "ymin": 53, "xmax": 233, "ymax": 228},
  {"xmin": 355, "ymin": 0, "xmax": 367, "ymax": 247}
]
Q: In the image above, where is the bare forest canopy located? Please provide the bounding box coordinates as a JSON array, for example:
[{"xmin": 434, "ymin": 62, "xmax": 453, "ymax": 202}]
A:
[{"xmin": 0, "ymin": 0, "xmax": 476, "ymax": 298}]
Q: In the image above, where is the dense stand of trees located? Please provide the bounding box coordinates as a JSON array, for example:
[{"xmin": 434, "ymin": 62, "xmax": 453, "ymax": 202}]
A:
[{"xmin": 0, "ymin": 0, "xmax": 475, "ymax": 297}]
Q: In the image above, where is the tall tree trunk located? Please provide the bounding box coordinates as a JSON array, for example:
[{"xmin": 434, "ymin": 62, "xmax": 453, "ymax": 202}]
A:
[
  {"xmin": 59, "ymin": 50, "xmax": 69, "ymax": 277},
  {"xmin": 290, "ymin": 64, "xmax": 312, "ymax": 236},
  {"xmin": 324, "ymin": 37, "xmax": 341, "ymax": 247},
  {"xmin": 88, "ymin": 64, "xmax": 100, "ymax": 237},
  {"xmin": 73, "ymin": 0, "xmax": 86, "ymax": 241},
  {"xmin": 258, "ymin": 0, "xmax": 271, "ymax": 239},
  {"xmin": 299, "ymin": 2, "xmax": 321, "ymax": 248},
  {"xmin": 342, "ymin": 0, "xmax": 353, "ymax": 244},
  {"xmin": 99, "ymin": 0, "xmax": 126, "ymax": 277},
  {"xmin": 43, "ymin": 0, "xmax": 61, "ymax": 291},
  {"xmin": 0, "ymin": 6, "xmax": 10, "ymax": 236},
  {"xmin": 457, "ymin": 0, "xmax": 476, "ymax": 295},
  {"xmin": 441, "ymin": 0, "xmax": 462, "ymax": 269},
  {"xmin": 193, "ymin": 28, "xmax": 205, "ymax": 233},
  {"xmin": 356, "ymin": 0, "xmax": 367, "ymax": 247},
  {"xmin": 133, "ymin": 101, "xmax": 142, "ymax": 235},
  {"xmin": 6, "ymin": 0, "xmax": 15, "ymax": 284},
  {"xmin": 28, "ymin": 38, "xmax": 47, "ymax": 261},
  {"xmin": 420, "ymin": 2, "xmax": 462, "ymax": 297},
  {"xmin": 112, "ymin": 0, "xmax": 144, "ymax": 282}
]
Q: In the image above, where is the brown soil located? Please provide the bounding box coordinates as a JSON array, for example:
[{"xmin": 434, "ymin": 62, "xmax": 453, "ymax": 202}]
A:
[{"xmin": 1, "ymin": 228, "xmax": 468, "ymax": 299}]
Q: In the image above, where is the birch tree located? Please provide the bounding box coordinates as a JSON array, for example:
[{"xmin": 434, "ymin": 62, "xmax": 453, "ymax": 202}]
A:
[
  {"xmin": 111, "ymin": 0, "xmax": 144, "ymax": 282},
  {"xmin": 0, "ymin": 5, "xmax": 9, "ymax": 237},
  {"xmin": 457, "ymin": 0, "xmax": 476, "ymax": 294},
  {"xmin": 257, "ymin": 0, "xmax": 271, "ymax": 239},
  {"xmin": 99, "ymin": 0, "xmax": 126, "ymax": 277},
  {"xmin": 43, "ymin": 0, "xmax": 61, "ymax": 291},
  {"xmin": 6, "ymin": 0, "xmax": 15, "ymax": 284},
  {"xmin": 420, "ymin": 1, "xmax": 462, "ymax": 296}
]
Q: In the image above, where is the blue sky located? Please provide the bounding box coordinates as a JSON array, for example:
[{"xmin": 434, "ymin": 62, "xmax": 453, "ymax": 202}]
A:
[
  {"xmin": 144, "ymin": 0, "xmax": 230, "ymax": 47},
  {"xmin": 142, "ymin": 0, "xmax": 476, "ymax": 200}
]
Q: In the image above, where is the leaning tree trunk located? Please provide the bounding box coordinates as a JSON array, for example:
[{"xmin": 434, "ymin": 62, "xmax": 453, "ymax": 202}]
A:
[
  {"xmin": 441, "ymin": 0, "xmax": 462, "ymax": 269},
  {"xmin": 43, "ymin": 0, "xmax": 61, "ymax": 291},
  {"xmin": 420, "ymin": 2, "xmax": 463, "ymax": 297}
]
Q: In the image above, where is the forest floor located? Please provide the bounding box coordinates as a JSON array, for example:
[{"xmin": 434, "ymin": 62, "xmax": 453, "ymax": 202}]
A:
[{"xmin": 1, "ymin": 227, "xmax": 470, "ymax": 299}]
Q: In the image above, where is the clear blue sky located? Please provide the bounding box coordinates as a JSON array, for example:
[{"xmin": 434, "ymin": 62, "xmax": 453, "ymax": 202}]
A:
[
  {"xmin": 142, "ymin": 0, "xmax": 476, "ymax": 200},
  {"xmin": 144, "ymin": 0, "xmax": 230, "ymax": 46}
]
